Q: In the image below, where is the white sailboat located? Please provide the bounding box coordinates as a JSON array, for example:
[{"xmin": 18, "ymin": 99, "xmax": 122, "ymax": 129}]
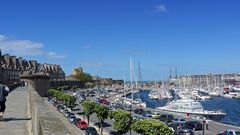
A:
[{"xmin": 120, "ymin": 58, "xmax": 146, "ymax": 108}]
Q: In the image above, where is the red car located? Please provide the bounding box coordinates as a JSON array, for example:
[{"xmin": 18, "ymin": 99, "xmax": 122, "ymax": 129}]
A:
[
  {"xmin": 100, "ymin": 99, "xmax": 109, "ymax": 105},
  {"xmin": 77, "ymin": 120, "xmax": 88, "ymax": 130}
]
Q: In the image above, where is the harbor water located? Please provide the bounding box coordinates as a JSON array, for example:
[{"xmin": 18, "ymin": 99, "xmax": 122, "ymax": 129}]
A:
[{"xmin": 127, "ymin": 90, "xmax": 240, "ymax": 126}]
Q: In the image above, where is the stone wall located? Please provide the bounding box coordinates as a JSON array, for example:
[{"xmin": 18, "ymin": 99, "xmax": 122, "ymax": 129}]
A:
[
  {"xmin": 50, "ymin": 80, "xmax": 84, "ymax": 88},
  {"xmin": 28, "ymin": 84, "xmax": 71, "ymax": 135}
]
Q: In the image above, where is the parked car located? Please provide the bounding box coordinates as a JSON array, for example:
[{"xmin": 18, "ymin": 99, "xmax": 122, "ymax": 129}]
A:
[
  {"xmin": 159, "ymin": 114, "xmax": 174, "ymax": 123},
  {"xmin": 85, "ymin": 127, "xmax": 98, "ymax": 135},
  {"xmin": 99, "ymin": 99, "xmax": 109, "ymax": 105},
  {"xmin": 72, "ymin": 118, "xmax": 81, "ymax": 125},
  {"xmin": 132, "ymin": 116, "xmax": 144, "ymax": 121},
  {"xmin": 65, "ymin": 112, "xmax": 74, "ymax": 118},
  {"xmin": 152, "ymin": 112, "xmax": 161, "ymax": 119},
  {"xmin": 94, "ymin": 97, "xmax": 100, "ymax": 104},
  {"xmin": 168, "ymin": 122, "xmax": 186, "ymax": 132},
  {"xmin": 134, "ymin": 108, "xmax": 144, "ymax": 115},
  {"xmin": 174, "ymin": 129, "xmax": 194, "ymax": 135},
  {"xmin": 142, "ymin": 111, "xmax": 153, "ymax": 118},
  {"xmin": 68, "ymin": 114, "xmax": 76, "ymax": 123},
  {"xmin": 48, "ymin": 96, "xmax": 53, "ymax": 101},
  {"xmin": 217, "ymin": 130, "xmax": 240, "ymax": 135},
  {"xmin": 123, "ymin": 105, "xmax": 132, "ymax": 111},
  {"xmin": 108, "ymin": 105, "xmax": 115, "ymax": 111},
  {"xmin": 77, "ymin": 120, "xmax": 88, "ymax": 130},
  {"xmin": 57, "ymin": 105, "xmax": 65, "ymax": 112},
  {"xmin": 63, "ymin": 109, "xmax": 70, "ymax": 115},
  {"xmin": 114, "ymin": 103, "xmax": 124, "ymax": 110},
  {"xmin": 172, "ymin": 118, "xmax": 186, "ymax": 124},
  {"xmin": 185, "ymin": 121, "xmax": 203, "ymax": 131}
]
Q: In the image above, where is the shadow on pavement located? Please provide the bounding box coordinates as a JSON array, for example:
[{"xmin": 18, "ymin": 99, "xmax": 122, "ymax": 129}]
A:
[
  {"xmin": 3, "ymin": 117, "xmax": 32, "ymax": 122},
  {"xmin": 94, "ymin": 122, "xmax": 111, "ymax": 127},
  {"xmin": 110, "ymin": 131, "xmax": 121, "ymax": 135}
]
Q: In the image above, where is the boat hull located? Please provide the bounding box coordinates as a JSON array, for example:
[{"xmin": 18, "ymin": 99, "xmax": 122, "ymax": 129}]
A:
[{"xmin": 158, "ymin": 109, "xmax": 226, "ymax": 121}]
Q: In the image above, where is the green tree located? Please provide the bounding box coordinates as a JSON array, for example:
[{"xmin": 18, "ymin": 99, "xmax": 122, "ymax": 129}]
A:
[
  {"xmin": 82, "ymin": 100, "xmax": 96, "ymax": 124},
  {"xmin": 48, "ymin": 89, "xmax": 76, "ymax": 109},
  {"xmin": 78, "ymin": 73, "xmax": 92, "ymax": 83},
  {"xmin": 63, "ymin": 94, "xmax": 76, "ymax": 109},
  {"xmin": 95, "ymin": 104, "xmax": 109, "ymax": 135},
  {"xmin": 48, "ymin": 89, "xmax": 55, "ymax": 96},
  {"xmin": 131, "ymin": 119, "xmax": 173, "ymax": 135},
  {"xmin": 109, "ymin": 109, "xmax": 132, "ymax": 135}
]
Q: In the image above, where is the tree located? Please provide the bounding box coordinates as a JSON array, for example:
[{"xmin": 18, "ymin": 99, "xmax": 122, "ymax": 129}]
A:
[
  {"xmin": 109, "ymin": 109, "xmax": 132, "ymax": 135},
  {"xmin": 48, "ymin": 89, "xmax": 76, "ymax": 109},
  {"xmin": 78, "ymin": 73, "xmax": 92, "ymax": 83},
  {"xmin": 95, "ymin": 104, "xmax": 109, "ymax": 135},
  {"xmin": 68, "ymin": 95, "xmax": 77, "ymax": 110},
  {"xmin": 131, "ymin": 119, "xmax": 173, "ymax": 135},
  {"xmin": 82, "ymin": 100, "xmax": 96, "ymax": 124}
]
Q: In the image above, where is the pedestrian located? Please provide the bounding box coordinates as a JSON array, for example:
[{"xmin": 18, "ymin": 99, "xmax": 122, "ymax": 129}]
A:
[
  {"xmin": 206, "ymin": 119, "xmax": 209, "ymax": 130},
  {"xmin": 0, "ymin": 84, "xmax": 10, "ymax": 121},
  {"xmin": 22, "ymin": 81, "xmax": 25, "ymax": 87},
  {"xmin": 24, "ymin": 81, "xmax": 27, "ymax": 87}
]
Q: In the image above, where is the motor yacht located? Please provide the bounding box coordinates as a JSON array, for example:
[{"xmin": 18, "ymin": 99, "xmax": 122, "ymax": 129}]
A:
[{"xmin": 158, "ymin": 99, "xmax": 226, "ymax": 121}]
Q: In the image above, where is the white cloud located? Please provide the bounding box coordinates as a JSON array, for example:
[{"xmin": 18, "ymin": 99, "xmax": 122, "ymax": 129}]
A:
[
  {"xmin": 0, "ymin": 34, "xmax": 65, "ymax": 59},
  {"xmin": 47, "ymin": 52, "xmax": 66, "ymax": 59},
  {"xmin": 155, "ymin": 4, "xmax": 168, "ymax": 12}
]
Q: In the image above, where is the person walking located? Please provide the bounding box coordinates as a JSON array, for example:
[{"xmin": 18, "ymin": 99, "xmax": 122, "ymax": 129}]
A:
[
  {"xmin": 206, "ymin": 119, "xmax": 209, "ymax": 130},
  {"xmin": 0, "ymin": 84, "xmax": 10, "ymax": 121}
]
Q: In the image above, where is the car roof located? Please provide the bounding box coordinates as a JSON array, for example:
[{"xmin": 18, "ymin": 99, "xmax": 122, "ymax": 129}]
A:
[
  {"xmin": 226, "ymin": 130, "xmax": 240, "ymax": 132},
  {"xmin": 172, "ymin": 121, "xmax": 185, "ymax": 124},
  {"xmin": 187, "ymin": 120, "xmax": 200, "ymax": 123},
  {"xmin": 87, "ymin": 127, "xmax": 96, "ymax": 130}
]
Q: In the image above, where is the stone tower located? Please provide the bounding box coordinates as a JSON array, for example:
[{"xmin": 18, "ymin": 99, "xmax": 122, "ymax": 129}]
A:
[{"xmin": 20, "ymin": 71, "xmax": 50, "ymax": 97}]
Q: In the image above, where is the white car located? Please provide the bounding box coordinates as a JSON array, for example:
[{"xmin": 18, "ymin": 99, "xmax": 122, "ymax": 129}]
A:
[
  {"xmin": 218, "ymin": 130, "xmax": 240, "ymax": 135},
  {"xmin": 172, "ymin": 118, "xmax": 186, "ymax": 124},
  {"xmin": 68, "ymin": 115, "xmax": 76, "ymax": 123},
  {"xmin": 152, "ymin": 112, "xmax": 161, "ymax": 119}
]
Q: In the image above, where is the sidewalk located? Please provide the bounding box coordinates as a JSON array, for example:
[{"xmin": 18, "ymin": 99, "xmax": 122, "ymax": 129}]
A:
[{"xmin": 0, "ymin": 87, "xmax": 29, "ymax": 135}]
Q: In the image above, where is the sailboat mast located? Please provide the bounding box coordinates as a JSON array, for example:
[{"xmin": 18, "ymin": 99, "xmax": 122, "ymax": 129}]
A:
[
  {"xmin": 138, "ymin": 61, "xmax": 142, "ymax": 89},
  {"xmin": 129, "ymin": 57, "xmax": 134, "ymax": 101},
  {"xmin": 124, "ymin": 76, "xmax": 126, "ymax": 98}
]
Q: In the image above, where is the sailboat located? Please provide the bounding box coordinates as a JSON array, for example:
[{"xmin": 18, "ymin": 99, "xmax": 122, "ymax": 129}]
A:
[{"xmin": 122, "ymin": 58, "xmax": 146, "ymax": 108}]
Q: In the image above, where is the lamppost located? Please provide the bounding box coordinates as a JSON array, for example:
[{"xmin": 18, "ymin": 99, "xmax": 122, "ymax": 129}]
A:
[
  {"xmin": 203, "ymin": 117, "xmax": 206, "ymax": 135},
  {"xmin": 129, "ymin": 104, "xmax": 132, "ymax": 135}
]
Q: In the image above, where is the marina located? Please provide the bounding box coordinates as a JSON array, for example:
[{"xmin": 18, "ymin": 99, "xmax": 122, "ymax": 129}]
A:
[
  {"xmin": 94, "ymin": 87, "xmax": 239, "ymax": 135},
  {"xmin": 128, "ymin": 90, "xmax": 240, "ymax": 126}
]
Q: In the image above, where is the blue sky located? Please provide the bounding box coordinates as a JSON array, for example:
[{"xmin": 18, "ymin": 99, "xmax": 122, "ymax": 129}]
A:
[{"xmin": 0, "ymin": 0, "xmax": 240, "ymax": 81}]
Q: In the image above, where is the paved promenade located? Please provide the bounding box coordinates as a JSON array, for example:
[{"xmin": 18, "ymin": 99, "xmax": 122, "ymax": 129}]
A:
[{"xmin": 0, "ymin": 87, "xmax": 29, "ymax": 135}]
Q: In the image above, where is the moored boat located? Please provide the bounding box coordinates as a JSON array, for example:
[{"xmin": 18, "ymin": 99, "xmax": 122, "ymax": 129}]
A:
[{"xmin": 157, "ymin": 98, "xmax": 226, "ymax": 121}]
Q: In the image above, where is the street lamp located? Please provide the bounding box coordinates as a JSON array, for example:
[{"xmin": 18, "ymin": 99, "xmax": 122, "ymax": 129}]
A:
[
  {"xmin": 203, "ymin": 117, "xmax": 206, "ymax": 135},
  {"xmin": 129, "ymin": 104, "xmax": 132, "ymax": 135}
]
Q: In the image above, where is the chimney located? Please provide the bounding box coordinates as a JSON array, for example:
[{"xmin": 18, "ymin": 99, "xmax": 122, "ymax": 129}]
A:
[
  {"xmin": 4, "ymin": 54, "xmax": 10, "ymax": 66},
  {"xmin": 11, "ymin": 56, "xmax": 17, "ymax": 68},
  {"xmin": 18, "ymin": 57, "xmax": 23, "ymax": 66}
]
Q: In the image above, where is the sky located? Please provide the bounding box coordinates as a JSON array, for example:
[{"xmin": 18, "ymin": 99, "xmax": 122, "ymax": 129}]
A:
[{"xmin": 0, "ymin": 0, "xmax": 240, "ymax": 81}]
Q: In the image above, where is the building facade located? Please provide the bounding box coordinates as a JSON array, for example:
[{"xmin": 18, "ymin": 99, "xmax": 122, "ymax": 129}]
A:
[
  {"xmin": 0, "ymin": 49, "xmax": 65, "ymax": 85},
  {"xmin": 174, "ymin": 73, "xmax": 240, "ymax": 88}
]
